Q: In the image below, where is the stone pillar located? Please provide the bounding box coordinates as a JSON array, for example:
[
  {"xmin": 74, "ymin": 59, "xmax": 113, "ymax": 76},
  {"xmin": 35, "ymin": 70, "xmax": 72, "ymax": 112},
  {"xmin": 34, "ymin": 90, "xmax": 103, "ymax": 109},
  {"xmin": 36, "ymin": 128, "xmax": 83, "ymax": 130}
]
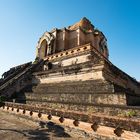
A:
[
  {"xmin": 52, "ymin": 30, "xmax": 57, "ymax": 54},
  {"xmin": 64, "ymin": 29, "xmax": 69, "ymax": 50},
  {"xmin": 62, "ymin": 29, "xmax": 66, "ymax": 51},
  {"xmin": 77, "ymin": 28, "xmax": 80, "ymax": 46}
]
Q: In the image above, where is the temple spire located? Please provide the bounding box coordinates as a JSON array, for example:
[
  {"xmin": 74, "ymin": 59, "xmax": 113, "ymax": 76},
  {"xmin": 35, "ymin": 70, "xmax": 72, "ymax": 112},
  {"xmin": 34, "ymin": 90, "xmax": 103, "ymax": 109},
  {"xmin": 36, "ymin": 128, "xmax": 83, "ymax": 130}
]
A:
[{"xmin": 68, "ymin": 17, "xmax": 94, "ymax": 31}]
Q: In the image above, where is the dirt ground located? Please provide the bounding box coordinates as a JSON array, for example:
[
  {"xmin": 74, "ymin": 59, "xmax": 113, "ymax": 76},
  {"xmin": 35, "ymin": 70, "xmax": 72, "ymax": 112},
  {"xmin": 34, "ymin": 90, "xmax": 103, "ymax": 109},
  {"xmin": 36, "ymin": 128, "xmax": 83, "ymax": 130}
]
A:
[
  {"xmin": 0, "ymin": 111, "xmax": 91, "ymax": 140},
  {"xmin": 1, "ymin": 110, "xmax": 140, "ymax": 140}
]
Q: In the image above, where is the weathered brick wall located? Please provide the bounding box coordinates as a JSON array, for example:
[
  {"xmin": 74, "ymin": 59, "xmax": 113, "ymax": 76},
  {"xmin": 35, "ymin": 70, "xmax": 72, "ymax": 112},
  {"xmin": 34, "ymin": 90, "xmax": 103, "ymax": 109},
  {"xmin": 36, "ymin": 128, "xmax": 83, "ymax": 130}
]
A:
[
  {"xmin": 103, "ymin": 61, "xmax": 140, "ymax": 94},
  {"xmin": 25, "ymin": 100, "xmax": 140, "ymax": 117},
  {"xmin": 25, "ymin": 81, "xmax": 126, "ymax": 107},
  {"xmin": 26, "ymin": 92, "xmax": 126, "ymax": 105}
]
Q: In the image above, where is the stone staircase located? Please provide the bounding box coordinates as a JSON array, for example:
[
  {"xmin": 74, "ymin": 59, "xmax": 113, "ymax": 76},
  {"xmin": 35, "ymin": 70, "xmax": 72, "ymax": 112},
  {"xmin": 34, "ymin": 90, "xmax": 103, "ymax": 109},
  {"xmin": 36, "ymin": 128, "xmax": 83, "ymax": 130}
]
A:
[{"xmin": 0, "ymin": 60, "xmax": 44, "ymax": 101}]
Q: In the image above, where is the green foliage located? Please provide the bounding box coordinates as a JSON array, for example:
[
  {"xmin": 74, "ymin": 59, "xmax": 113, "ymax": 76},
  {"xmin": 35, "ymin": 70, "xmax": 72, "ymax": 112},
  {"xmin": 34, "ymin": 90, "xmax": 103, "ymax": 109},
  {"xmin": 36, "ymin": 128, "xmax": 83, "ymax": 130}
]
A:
[
  {"xmin": 33, "ymin": 57, "xmax": 39, "ymax": 64},
  {"xmin": 125, "ymin": 110, "xmax": 137, "ymax": 118},
  {"xmin": 81, "ymin": 27, "xmax": 88, "ymax": 33},
  {"xmin": 118, "ymin": 110, "xmax": 137, "ymax": 118}
]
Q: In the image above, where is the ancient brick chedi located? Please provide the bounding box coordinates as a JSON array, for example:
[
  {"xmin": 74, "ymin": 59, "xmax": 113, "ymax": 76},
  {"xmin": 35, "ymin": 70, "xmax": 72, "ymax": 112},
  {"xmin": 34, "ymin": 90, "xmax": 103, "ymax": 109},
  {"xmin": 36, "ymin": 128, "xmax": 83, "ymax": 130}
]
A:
[{"xmin": 0, "ymin": 17, "xmax": 140, "ymax": 114}]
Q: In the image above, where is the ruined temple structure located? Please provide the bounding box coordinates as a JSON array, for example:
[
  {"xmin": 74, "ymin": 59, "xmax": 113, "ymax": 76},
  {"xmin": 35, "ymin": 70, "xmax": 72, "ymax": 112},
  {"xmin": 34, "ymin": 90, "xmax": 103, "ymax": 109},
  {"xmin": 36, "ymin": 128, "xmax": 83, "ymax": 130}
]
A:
[{"xmin": 0, "ymin": 17, "xmax": 140, "ymax": 115}]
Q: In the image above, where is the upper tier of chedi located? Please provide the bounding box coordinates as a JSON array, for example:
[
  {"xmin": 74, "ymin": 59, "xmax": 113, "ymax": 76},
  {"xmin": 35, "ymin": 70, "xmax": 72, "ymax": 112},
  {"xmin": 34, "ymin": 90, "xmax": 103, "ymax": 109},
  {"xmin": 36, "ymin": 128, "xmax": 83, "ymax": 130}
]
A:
[
  {"xmin": 36, "ymin": 17, "xmax": 109, "ymax": 60},
  {"xmin": 68, "ymin": 17, "xmax": 95, "ymax": 31}
]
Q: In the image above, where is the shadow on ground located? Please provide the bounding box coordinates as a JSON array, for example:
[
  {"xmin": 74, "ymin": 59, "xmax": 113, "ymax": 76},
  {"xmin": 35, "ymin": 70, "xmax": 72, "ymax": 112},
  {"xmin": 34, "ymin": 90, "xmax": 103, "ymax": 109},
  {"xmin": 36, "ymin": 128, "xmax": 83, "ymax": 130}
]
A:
[{"xmin": 0, "ymin": 121, "xmax": 71, "ymax": 140}]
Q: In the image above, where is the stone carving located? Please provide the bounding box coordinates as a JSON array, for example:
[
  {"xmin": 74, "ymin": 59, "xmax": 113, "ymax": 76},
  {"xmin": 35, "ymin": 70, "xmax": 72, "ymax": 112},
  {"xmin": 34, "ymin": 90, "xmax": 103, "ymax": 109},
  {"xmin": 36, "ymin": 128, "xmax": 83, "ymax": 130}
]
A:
[
  {"xmin": 43, "ymin": 61, "xmax": 53, "ymax": 71},
  {"xmin": 58, "ymin": 61, "xmax": 63, "ymax": 68},
  {"xmin": 71, "ymin": 58, "xmax": 78, "ymax": 65}
]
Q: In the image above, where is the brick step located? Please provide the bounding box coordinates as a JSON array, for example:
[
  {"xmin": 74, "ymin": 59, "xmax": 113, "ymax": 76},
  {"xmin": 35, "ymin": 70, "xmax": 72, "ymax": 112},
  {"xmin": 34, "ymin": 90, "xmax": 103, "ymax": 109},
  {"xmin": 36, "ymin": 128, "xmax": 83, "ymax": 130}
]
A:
[
  {"xmin": 25, "ymin": 92, "xmax": 126, "ymax": 105},
  {"xmin": 32, "ymin": 80, "xmax": 114, "ymax": 94},
  {"xmin": 34, "ymin": 80, "xmax": 109, "ymax": 87}
]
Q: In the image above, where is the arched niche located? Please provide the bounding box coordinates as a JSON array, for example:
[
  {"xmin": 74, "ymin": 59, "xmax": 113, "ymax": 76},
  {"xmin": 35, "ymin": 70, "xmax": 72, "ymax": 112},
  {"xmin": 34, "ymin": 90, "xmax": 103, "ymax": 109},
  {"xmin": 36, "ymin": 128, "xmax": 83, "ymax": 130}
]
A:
[
  {"xmin": 36, "ymin": 32, "xmax": 56, "ymax": 60},
  {"xmin": 39, "ymin": 39, "xmax": 48, "ymax": 59}
]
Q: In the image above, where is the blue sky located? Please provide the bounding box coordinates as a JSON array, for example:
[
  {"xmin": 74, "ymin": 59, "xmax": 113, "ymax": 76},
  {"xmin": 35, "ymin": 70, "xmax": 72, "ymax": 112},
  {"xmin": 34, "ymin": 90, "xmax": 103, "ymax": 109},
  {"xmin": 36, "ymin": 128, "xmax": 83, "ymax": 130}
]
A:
[{"xmin": 0, "ymin": 0, "xmax": 140, "ymax": 80}]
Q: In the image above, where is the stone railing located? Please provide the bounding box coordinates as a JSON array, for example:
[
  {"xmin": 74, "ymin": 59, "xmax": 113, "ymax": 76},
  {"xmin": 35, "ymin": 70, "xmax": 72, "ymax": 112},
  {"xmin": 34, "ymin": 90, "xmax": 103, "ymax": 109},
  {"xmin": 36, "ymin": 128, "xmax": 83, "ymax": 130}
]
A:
[
  {"xmin": 0, "ymin": 62, "xmax": 32, "ymax": 87},
  {"xmin": 0, "ymin": 59, "xmax": 43, "ymax": 94},
  {"xmin": 45, "ymin": 43, "xmax": 91, "ymax": 61}
]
